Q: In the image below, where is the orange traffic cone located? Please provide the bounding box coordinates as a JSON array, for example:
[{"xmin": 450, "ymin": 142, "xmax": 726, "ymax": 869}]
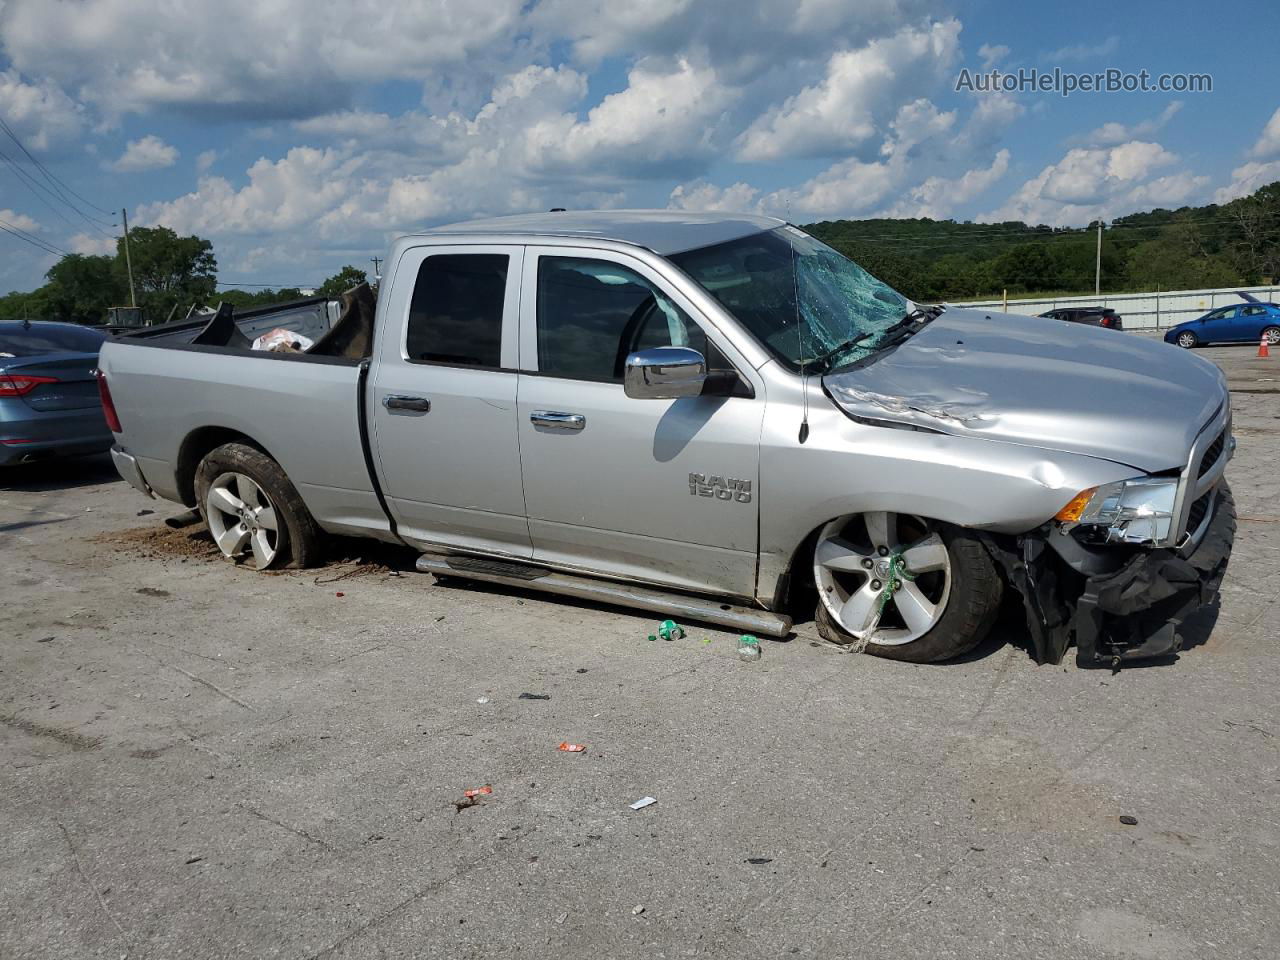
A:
[{"xmin": 1260, "ymin": 334, "xmax": 1271, "ymax": 358}]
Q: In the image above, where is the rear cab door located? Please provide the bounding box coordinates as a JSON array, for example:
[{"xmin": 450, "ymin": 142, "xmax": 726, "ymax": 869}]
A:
[
  {"xmin": 514, "ymin": 244, "xmax": 764, "ymax": 598},
  {"xmin": 368, "ymin": 243, "xmax": 532, "ymax": 559}
]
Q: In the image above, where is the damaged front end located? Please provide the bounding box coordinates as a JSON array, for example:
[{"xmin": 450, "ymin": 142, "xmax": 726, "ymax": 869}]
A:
[{"xmin": 985, "ymin": 481, "xmax": 1235, "ymax": 669}]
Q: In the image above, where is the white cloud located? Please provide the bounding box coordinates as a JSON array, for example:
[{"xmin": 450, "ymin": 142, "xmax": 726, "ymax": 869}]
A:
[
  {"xmin": 734, "ymin": 19, "xmax": 962, "ymax": 162},
  {"xmin": 879, "ymin": 149, "xmax": 1011, "ymax": 219},
  {"xmin": 138, "ymin": 147, "xmax": 357, "ymax": 235},
  {"xmin": 667, "ymin": 180, "xmax": 762, "ymax": 213},
  {"xmin": 196, "ymin": 150, "xmax": 218, "ymax": 173},
  {"xmin": 983, "ymin": 140, "xmax": 1198, "ymax": 225},
  {"xmin": 1247, "ymin": 106, "xmax": 1280, "ymax": 160},
  {"xmin": 977, "ymin": 43, "xmax": 1009, "ymax": 69},
  {"xmin": 0, "ymin": 68, "xmax": 83, "ymax": 151},
  {"xmin": 0, "ymin": 0, "xmax": 528, "ymax": 117},
  {"xmin": 1081, "ymin": 101, "xmax": 1183, "ymax": 146},
  {"xmin": 68, "ymin": 232, "xmax": 117, "ymax": 255},
  {"xmin": 532, "ymin": 0, "xmax": 935, "ymax": 78},
  {"xmin": 1044, "ymin": 35, "xmax": 1119, "ymax": 62},
  {"xmin": 0, "ymin": 209, "xmax": 42, "ymax": 233},
  {"xmin": 528, "ymin": 58, "xmax": 735, "ymax": 180},
  {"xmin": 110, "ymin": 135, "xmax": 178, "ymax": 172},
  {"xmin": 1213, "ymin": 160, "xmax": 1280, "ymax": 204}
]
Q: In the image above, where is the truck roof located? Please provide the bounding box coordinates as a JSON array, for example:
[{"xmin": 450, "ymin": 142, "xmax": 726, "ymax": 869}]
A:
[{"xmin": 416, "ymin": 209, "xmax": 785, "ymax": 256}]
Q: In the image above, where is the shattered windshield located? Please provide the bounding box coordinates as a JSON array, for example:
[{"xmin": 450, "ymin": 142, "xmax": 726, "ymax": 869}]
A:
[{"xmin": 667, "ymin": 226, "xmax": 911, "ymax": 372}]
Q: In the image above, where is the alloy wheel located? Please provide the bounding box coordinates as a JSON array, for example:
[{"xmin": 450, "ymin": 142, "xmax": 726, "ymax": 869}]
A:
[
  {"xmin": 205, "ymin": 471, "xmax": 281, "ymax": 569},
  {"xmin": 814, "ymin": 511, "xmax": 952, "ymax": 646}
]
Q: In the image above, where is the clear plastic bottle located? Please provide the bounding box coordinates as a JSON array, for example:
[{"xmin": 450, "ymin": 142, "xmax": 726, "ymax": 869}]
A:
[{"xmin": 737, "ymin": 634, "xmax": 762, "ymax": 661}]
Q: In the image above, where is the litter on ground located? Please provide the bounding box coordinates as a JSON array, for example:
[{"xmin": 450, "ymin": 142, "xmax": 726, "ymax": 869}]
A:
[{"xmin": 629, "ymin": 796, "xmax": 657, "ymax": 810}]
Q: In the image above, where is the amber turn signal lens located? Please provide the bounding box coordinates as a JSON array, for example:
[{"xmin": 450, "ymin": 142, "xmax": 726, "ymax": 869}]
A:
[{"xmin": 1055, "ymin": 487, "xmax": 1097, "ymax": 523}]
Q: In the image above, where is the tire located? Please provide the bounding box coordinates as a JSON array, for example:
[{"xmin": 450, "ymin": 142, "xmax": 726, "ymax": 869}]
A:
[
  {"xmin": 1176, "ymin": 331, "xmax": 1198, "ymax": 349},
  {"xmin": 1264, "ymin": 326, "xmax": 1280, "ymax": 346},
  {"xmin": 194, "ymin": 442, "xmax": 324, "ymax": 570},
  {"xmin": 814, "ymin": 514, "xmax": 1002, "ymax": 663}
]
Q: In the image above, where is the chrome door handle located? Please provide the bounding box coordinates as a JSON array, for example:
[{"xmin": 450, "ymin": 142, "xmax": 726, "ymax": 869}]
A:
[
  {"xmin": 530, "ymin": 410, "xmax": 585, "ymax": 431},
  {"xmin": 383, "ymin": 395, "xmax": 431, "ymax": 412}
]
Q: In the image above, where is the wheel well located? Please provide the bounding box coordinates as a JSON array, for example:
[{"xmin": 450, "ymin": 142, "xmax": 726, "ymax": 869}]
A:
[
  {"xmin": 175, "ymin": 427, "xmax": 268, "ymax": 507},
  {"xmin": 772, "ymin": 522, "xmax": 827, "ymax": 619}
]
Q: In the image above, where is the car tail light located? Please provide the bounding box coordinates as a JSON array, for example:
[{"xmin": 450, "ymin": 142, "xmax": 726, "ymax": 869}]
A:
[
  {"xmin": 95, "ymin": 369, "xmax": 122, "ymax": 432},
  {"xmin": 0, "ymin": 373, "xmax": 59, "ymax": 396}
]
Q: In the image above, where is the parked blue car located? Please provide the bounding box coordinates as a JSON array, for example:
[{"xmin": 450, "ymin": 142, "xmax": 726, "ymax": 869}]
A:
[
  {"xmin": 0, "ymin": 321, "xmax": 112, "ymax": 466},
  {"xmin": 1164, "ymin": 302, "xmax": 1280, "ymax": 349}
]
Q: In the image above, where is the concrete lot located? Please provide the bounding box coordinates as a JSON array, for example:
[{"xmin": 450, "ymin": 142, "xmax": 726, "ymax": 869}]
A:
[{"xmin": 2, "ymin": 344, "xmax": 1278, "ymax": 959}]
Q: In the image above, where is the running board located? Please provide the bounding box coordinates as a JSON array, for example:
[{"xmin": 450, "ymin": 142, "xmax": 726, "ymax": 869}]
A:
[{"xmin": 415, "ymin": 554, "xmax": 793, "ymax": 638}]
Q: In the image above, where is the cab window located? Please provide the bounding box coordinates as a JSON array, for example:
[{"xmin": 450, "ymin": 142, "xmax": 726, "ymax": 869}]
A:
[
  {"xmin": 535, "ymin": 256, "xmax": 711, "ymax": 382},
  {"xmin": 405, "ymin": 254, "xmax": 509, "ymax": 367}
]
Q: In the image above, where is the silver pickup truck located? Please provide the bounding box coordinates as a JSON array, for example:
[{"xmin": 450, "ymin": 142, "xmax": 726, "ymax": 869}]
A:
[{"xmin": 98, "ymin": 211, "xmax": 1234, "ymax": 668}]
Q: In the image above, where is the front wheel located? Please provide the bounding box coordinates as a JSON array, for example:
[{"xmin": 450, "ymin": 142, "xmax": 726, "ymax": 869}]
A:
[
  {"xmin": 1176, "ymin": 331, "xmax": 1198, "ymax": 349},
  {"xmin": 195, "ymin": 442, "xmax": 324, "ymax": 570},
  {"xmin": 813, "ymin": 512, "xmax": 1002, "ymax": 662},
  {"xmin": 1263, "ymin": 326, "xmax": 1280, "ymax": 346}
]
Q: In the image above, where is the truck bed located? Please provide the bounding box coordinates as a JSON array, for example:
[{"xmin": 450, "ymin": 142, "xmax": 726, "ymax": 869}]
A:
[{"xmin": 98, "ymin": 286, "xmax": 391, "ymax": 540}]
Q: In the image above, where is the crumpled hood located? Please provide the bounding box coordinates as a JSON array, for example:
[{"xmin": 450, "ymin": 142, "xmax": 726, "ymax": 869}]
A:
[{"xmin": 823, "ymin": 307, "xmax": 1227, "ymax": 473}]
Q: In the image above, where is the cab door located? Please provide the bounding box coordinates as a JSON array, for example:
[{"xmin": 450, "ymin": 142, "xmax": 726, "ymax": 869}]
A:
[
  {"xmin": 368, "ymin": 244, "xmax": 532, "ymax": 559},
  {"xmin": 514, "ymin": 247, "xmax": 764, "ymax": 598}
]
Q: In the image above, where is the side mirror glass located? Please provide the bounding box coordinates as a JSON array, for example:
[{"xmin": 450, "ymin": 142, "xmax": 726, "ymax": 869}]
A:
[{"xmin": 624, "ymin": 346, "xmax": 707, "ymax": 399}]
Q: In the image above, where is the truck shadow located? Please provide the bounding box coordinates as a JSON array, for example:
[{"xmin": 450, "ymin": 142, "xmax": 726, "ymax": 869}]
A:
[{"xmin": 0, "ymin": 453, "xmax": 120, "ymax": 492}]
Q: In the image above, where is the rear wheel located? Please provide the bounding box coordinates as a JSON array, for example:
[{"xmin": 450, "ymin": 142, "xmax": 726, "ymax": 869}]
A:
[
  {"xmin": 195, "ymin": 442, "xmax": 323, "ymax": 570},
  {"xmin": 1176, "ymin": 331, "xmax": 1198, "ymax": 349},
  {"xmin": 1263, "ymin": 326, "xmax": 1280, "ymax": 346},
  {"xmin": 813, "ymin": 511, "xmax": 1002, "ymax": 662}
]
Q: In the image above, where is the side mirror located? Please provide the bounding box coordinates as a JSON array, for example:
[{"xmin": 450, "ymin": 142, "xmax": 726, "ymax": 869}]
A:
[{"xmin": 624, "ymin": 346, "xmax": 707, "ymax": 399}]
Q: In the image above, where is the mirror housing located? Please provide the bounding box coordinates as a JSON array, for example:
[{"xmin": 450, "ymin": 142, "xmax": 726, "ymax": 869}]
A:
[{"xmin": 624, "ymin": 346, "xmax": 707, "ymax": 399}]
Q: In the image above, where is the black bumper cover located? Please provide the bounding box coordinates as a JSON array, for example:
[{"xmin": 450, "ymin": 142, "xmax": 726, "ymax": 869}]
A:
[{"xmin": 988, "ymin": 483, "xmax": 1236, "ymax": 668}]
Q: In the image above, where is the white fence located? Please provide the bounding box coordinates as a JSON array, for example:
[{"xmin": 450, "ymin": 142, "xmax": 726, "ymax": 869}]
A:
[{"xmin": 957, "ymin": 284, "xmax": 1279, "ymax": 330}]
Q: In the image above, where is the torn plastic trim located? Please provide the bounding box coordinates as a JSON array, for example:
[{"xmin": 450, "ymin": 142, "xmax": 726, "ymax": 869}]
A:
[{"xmin": 981, "ymin": 482, "xmax": 1234, "ymax": 669}]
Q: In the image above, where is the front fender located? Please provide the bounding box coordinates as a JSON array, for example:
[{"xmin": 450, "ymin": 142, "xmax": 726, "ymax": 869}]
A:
[{"xmin": 755, "ymin": 402, "xmax": 1137, "ymax": 606}]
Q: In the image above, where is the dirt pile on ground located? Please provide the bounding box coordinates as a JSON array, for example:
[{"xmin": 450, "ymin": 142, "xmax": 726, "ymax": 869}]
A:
[{"xmin": 91, "ymin": 523, "xmax": 221, "ymax": 562}]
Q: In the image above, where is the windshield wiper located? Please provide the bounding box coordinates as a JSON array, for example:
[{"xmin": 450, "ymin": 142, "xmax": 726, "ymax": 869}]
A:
[
  {"xmin": 805, "ymin": 331, "xmax": 870, "ymax": 373},
  {"xmin": 872, "ymin": 304, "xmax": 944, "ymax": 351}
]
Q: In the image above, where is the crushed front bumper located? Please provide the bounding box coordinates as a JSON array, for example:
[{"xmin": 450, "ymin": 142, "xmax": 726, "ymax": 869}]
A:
[{"xmin": 987, "ymin": 482, "xmax": 1235, "ymax": 668}]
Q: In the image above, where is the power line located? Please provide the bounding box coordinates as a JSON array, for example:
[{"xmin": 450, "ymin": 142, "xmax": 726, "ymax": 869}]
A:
[
  {"xmin": 0, "ymin": 113, "xmax": 115, "ymax": 219},
  {"xmin": 0, "ymin": 216, "xmax": 68, "ymax": 257}
]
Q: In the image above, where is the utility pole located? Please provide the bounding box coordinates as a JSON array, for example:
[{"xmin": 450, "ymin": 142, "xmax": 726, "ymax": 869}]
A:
[
  {"xmin": 370, "ymin": 256, "xmax": 382, "ymax": 281},
  {"xmin": 1094, "ymin": 220, "xmax": 1103, "ymax": 297},
  {"xmin": 121, "ymin": 207, "xmax": 137, "ymax": 308}
]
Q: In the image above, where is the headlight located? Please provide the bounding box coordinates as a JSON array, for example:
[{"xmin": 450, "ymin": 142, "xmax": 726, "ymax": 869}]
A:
[{"xmin": 1055, "ymin": 476, "xmax": 1180, "ymax": 545}]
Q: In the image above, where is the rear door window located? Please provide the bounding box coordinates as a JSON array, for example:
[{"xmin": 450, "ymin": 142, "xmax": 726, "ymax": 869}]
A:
[{"xmin": 404, "ymin": 254, "xmax": 509, "ymax": 367}]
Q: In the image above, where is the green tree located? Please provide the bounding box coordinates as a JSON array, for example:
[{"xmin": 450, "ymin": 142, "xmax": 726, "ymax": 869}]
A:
[
  {"xmin": 318, "ymin": 265, "xmax": 368, "ymax": 298},
  {"xmin": 119, "ymin": 226, "xmax": 217, "ymax": 324},
  {"xmin": 43, "ymin": 254, "xmax": 125, "ymax": 324}
]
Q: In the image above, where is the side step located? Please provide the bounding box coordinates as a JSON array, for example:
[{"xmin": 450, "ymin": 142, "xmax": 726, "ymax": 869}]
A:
[{"xmin": 415, "ymin": 554, "xmax": 793, "ymax": 638}]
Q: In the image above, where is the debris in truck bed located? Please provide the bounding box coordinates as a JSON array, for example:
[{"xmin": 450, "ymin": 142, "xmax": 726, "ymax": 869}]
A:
[{"xmin": 252, "ymin": 328, "xmax": 315, "ymax": 353}]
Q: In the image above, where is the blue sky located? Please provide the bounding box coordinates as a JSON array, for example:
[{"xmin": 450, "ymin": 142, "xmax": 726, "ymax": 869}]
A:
[{"xmin": 1, "ymin": 0, "xmax": 1278, "ymax": 294}]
